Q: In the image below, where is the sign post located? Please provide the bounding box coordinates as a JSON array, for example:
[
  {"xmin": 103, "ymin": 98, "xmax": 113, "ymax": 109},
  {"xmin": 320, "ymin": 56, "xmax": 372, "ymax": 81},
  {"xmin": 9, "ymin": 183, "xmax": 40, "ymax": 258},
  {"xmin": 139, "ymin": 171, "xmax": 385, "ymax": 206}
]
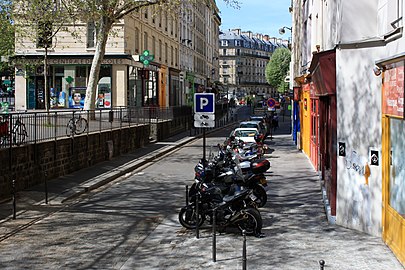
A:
[{"xmin": 194, "ymin": 93, "xmax": 215, "ymax": 160}]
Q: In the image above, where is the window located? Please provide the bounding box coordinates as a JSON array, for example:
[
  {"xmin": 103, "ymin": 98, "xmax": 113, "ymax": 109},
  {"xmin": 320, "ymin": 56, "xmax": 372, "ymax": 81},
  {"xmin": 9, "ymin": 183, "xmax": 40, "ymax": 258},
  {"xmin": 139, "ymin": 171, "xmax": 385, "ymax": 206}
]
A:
[
  {"xmin": 165, "ymin": 42, "xmax": 168, "ymax": 63},
  {"xmin": 86, "ymin": 21, "xmax": 96, "ymax": 48},
  {"xmin": 235, "ymin": 40, "xmax": 241, "ymax": 47},
  {"xmin": 37, "ymin": 21, "xmax": 52, "ymax": 48},
  {"xmin": 171, "ymin": 46, "xmax": 173, "ymax": 65},
  {"xmin": 175, "ymin": 48, "xmax": 178, "ymax": 66},
  {"xmin": 134, "ymin": 27, "xmax": 140, "ymax": 53},
  {"xmin": 159, "ymin": 39, "xmax": 162, "ymax": 61},
  {"xmin": 152, "ymin": 36, "xmax": 156, "ymax": 55},
  {"xmin": 222, "ymin": 49, "xmax": 227, "ymax": 55},
  {"xmin": 221, "ymin": 40, "xmax": 228, "ymax": 46},
  {"xmin": 143, "ymin": 32, "xmax": 148, "ymax": 51},
  {"xmin": 75, "ymin": 66, "xmax": 87, "ymax": 87}
]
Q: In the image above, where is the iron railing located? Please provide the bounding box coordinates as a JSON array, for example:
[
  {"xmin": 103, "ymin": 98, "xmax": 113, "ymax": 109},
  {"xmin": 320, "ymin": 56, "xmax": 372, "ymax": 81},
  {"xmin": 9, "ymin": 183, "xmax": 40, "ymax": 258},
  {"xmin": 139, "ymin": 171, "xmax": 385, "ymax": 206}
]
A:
[{"xmin": 0, "ymin": 106, "xmax": 192, "ymax": 148}]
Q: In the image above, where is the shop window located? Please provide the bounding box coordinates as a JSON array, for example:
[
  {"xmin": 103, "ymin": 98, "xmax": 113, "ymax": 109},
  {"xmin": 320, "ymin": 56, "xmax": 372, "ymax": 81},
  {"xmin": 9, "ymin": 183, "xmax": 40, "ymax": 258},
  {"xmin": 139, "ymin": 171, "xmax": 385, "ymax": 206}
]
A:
[
  {"xmin": 389, "ymin": 118, "xmax": 405, "ymax": 216},
  {"xmin": 75, "ymin": 66, "xmax": 87, "ymax": 87}
]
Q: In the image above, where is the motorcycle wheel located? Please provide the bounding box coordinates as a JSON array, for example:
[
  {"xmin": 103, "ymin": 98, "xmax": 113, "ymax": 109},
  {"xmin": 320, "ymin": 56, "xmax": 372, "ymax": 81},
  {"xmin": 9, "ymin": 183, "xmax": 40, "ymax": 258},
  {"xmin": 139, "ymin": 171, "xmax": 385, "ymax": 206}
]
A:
[
  {"xmin": 253, "ymin": 185, "xmax": 267, "ymax": 208},
  {"xmin": 237, "ymin": 207, "xmax": 263, "ymax": 236},
  {"xmin": 178, "ymin": 206, "xmax": 205, "ymax": 229}
]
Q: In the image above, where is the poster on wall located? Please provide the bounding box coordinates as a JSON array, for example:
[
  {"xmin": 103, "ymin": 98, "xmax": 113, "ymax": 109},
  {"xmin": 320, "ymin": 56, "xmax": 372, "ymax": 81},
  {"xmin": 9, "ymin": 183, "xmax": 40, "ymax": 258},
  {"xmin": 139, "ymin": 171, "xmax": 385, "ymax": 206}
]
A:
[
  {"xmin": 69, "ymin": 87, "xmax": 86, "ymax": 108},
  {"xmin": 382, "ymin": 61, "xmax": 404, "ymax": 117}
]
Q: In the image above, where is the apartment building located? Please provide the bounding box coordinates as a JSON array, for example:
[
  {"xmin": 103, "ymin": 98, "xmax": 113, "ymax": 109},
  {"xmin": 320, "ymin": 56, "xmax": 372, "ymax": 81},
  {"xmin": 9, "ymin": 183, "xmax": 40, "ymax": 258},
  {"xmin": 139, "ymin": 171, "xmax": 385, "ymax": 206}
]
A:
[
  {"xmin": 13, "ymin": 2, "xmax": 220, "ymax": 110},
  {"xmin": 218, "ymin": 28, "xmax": 284, "ymax": 100},
  {"xmin": 291, "ymin": 0, "xmax": 405, "ymax": 264}
]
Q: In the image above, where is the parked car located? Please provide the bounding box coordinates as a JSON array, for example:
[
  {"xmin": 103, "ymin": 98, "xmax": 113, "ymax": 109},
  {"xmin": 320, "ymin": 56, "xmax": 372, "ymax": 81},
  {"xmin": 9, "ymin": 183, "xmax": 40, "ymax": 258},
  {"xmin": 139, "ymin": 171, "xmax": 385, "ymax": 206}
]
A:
[
  {"xmin": 229, "ymin": 127, "xmax": 259, "ymax": 143},
  {"xmin": 239, "ymin": 121, "xmax": 267, "ymax": 136}
]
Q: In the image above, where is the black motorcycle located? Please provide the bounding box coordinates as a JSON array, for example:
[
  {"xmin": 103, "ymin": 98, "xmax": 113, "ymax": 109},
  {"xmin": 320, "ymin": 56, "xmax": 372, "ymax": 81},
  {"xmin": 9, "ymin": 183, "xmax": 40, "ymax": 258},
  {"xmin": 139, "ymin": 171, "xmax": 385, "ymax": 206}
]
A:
[{"xmin": 178, "ymin": 180, "xmax": 263, "ymax": 236}]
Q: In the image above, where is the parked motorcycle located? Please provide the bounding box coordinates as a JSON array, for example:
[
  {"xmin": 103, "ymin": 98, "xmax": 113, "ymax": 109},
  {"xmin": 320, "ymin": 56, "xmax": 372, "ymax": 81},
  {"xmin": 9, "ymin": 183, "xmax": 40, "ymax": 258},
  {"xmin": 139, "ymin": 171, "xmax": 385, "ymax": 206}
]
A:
[
  {"xmin": 189, "ymin": 146, "xmax": 269, "ymax": 208},
  {"xmin": 179, "ymin": 179, "xmax": 263, "ymax": 236}
]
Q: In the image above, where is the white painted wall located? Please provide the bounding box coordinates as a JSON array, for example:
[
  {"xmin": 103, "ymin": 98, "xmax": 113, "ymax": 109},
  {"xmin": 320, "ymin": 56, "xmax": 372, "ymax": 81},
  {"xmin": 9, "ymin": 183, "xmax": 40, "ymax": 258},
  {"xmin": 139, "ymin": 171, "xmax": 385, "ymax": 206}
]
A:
[{"xmin": 336, "ymin": 46, "xmax": 384, "ymax": 236}]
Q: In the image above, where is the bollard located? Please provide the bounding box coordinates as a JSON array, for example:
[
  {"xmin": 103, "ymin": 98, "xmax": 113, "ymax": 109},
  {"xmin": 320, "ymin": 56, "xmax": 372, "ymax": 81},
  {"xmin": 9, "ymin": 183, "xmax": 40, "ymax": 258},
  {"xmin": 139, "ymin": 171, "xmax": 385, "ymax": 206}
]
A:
[
  {"xmin": 212, "ymin": 208, "xmax": 217, "ymax": 262},
  {"xmin": 186, "ymin": 185, "xmax": 189, "ymax": 206},
  {"xmin": 44, "ymin": 172, "xmax": 48, "ymax": 204},
  {"xmin": 195, "ymin": 193, "xmax": 200, "ymax": 239},
  {"xmin": 319, "ymin": 260, "xmax": 325, "ymax": 270},
  {"xmin": 242, "ymin": 230, "xmax": 247, "ymax": 270},
  {"xmin": 12, "ymin": 179, "xmax": 16, "ymax": 219}
]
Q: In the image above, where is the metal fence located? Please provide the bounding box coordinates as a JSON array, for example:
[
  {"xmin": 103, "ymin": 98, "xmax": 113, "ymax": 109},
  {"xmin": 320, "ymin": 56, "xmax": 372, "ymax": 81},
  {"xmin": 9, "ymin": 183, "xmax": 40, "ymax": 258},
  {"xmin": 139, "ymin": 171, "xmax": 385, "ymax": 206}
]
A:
[{"xmin": 0, "ymin": 106, "xmax": 192, "ymax": 148}]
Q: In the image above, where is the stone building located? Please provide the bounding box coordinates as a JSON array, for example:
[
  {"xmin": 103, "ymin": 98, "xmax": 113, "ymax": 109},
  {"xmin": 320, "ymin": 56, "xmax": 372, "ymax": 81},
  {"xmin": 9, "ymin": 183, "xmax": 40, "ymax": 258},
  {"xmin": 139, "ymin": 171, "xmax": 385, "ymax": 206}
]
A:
[
  {"xmin": 13, "ymin": 2, "xmax": 220, "ymax": 110},
  {"xmin": 218, "ymin": 28, "xmax": 285, "ymax": 101}
]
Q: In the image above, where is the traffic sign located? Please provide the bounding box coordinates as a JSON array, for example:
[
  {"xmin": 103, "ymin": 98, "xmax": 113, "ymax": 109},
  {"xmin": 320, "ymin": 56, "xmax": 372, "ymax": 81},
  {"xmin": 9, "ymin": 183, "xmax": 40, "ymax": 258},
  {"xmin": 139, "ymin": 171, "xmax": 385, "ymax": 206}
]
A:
[
  {"xmin": 267, "ymin": 98, "xmax": 276, "ymax": 108},
  {"xmin": 194, "ymin": 120, "xmax": 215, "ymax": 128},
  {"xmin": 194, "ymin": 113, "xmax": 215, "ymax": 121},
  {"xmin": 194, "ymin": 93, "xmax": 215, "ymax": 113}
]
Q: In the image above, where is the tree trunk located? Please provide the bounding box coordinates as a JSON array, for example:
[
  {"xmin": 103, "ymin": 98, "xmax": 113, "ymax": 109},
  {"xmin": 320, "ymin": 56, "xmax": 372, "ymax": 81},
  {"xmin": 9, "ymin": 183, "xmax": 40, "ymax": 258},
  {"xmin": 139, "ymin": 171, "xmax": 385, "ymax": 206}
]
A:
[
  {"xmin": 83, "ymin": 16, "xmax": 113, "ymax": 120},
  {"xmin": 44, "ymin": 46, "xmax": 49, "ymax": 112}
]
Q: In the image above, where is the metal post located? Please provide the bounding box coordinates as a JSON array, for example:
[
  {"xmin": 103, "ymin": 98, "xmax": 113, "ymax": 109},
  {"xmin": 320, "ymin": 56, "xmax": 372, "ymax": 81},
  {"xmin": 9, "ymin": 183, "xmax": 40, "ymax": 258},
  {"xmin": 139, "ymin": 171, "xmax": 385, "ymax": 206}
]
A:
[
  {"xmin": 242, "ymin": 230, "xmax": 247, "ymax": 270},
  {"xmin": 203, "ymin": 129, "xmax": 206, "ymax": 161},
  {"xmin": 44, "ymin": 172, "xmax": 48, "ymax": 204},
  {"xmin": 195, "ymin": 193, "xmax": 200, "ymax": 239},
  {"xmin": 12, "ymin": 179, "xmax": 16, "ymax": 219},
  {"xmin": 319, "ymin": 260, "xmax": 325, "ymax": 270},
  {"xmin": 212, "ymin": 208, "xmax": 217, "ymax": 262}
]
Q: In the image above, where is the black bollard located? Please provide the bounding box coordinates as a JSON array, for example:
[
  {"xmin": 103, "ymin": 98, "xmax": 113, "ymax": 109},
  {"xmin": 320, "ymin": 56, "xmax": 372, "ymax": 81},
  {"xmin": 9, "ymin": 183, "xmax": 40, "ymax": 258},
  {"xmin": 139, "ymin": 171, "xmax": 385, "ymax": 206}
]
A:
[
  {"xmin": 12, "ymin": 179, "xmax": 16, "ymax": 219},
  {"xmin": 196, "ymin": 193, "xmax": 199, "ymax": 239},
  {"xmin": 242, "ymin": 230, "xmax": 247, "ymax": 270},
  {"xmin": 44, "ymin": 172, "xmax": 48, "ymax": 204},
  {"xmin": 212, "ymin": 208, "xmax": 217, "ymax": 262},
  {"xmin": 319, "ymin": 260, "xmax": 325, "ymax": 270}
]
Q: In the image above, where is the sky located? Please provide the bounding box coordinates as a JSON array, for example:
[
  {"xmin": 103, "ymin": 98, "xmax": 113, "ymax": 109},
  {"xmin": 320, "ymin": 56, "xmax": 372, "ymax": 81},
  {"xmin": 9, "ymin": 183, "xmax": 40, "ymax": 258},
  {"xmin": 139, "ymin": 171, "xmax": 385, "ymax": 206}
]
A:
[{"xmin": 216, "ymin": 0, "xmax": 292, "ymax": 39}]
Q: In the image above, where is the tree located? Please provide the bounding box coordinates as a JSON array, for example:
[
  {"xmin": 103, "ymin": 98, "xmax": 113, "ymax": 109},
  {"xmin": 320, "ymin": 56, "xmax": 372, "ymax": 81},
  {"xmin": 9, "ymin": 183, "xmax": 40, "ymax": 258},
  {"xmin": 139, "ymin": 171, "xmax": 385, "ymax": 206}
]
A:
[
  {"xmin": 0, "ymin": 0, "xmax": 14, "ymax": 81},
  {"xmin": 265, "ymin": 47, "xmax": 291, "ymax": 93},
  {"xmin": 73, "ymin": 0, "xmax": 239, "ymax": 112},
  {"xmin": 13, "ymin": 0, "xmax": 73, "ymax": 112},
  {"xmin": 12, "ymin": 0, "xmax": 239, "ymax": 113}
]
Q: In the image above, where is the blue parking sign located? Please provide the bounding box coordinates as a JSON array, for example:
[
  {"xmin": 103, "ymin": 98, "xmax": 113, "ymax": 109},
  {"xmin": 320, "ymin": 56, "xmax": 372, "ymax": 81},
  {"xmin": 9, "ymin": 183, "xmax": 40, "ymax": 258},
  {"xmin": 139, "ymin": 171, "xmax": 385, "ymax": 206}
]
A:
[{"xmin": 194, "ymin": 93, "xmax": 215, "ymax": 113}]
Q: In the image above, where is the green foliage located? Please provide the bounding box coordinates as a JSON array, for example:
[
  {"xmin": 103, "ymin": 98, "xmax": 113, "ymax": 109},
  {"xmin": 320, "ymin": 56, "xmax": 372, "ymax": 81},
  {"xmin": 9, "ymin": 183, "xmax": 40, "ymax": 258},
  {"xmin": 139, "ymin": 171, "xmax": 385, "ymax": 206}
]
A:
[
  {"xmin": 265, "ymin": 47, "xmax": 291, "ymax": 93},
  {"xmin": 0, "ymin": 0, "xmax": 14, "ymax": 76}
]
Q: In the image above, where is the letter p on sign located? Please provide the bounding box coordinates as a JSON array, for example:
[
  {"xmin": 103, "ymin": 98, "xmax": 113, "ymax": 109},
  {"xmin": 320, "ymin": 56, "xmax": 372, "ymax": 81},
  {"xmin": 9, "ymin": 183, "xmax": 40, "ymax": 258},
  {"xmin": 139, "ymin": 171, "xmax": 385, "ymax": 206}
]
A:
[{"xmin": 194, "ymin": 93, "xmax": 215, "ymax": 113}]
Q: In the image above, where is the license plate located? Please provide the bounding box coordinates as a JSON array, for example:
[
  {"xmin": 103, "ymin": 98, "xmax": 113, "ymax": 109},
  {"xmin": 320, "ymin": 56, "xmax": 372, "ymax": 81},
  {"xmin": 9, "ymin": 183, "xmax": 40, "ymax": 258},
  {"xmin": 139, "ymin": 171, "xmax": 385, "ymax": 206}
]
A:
[{"xmin": 249, "ymin": 194, "xmax": 257, "ymax": 201}]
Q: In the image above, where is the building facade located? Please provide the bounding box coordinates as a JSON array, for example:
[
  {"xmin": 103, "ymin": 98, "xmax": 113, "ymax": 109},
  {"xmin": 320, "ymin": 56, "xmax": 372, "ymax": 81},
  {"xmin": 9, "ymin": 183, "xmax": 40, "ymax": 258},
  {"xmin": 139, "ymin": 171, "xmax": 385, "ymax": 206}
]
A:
[
  {"xmin": 218, "ymin": 29, "xmax": 284, "ymax": 101},
  {"xmin": 292, "ymin": 0, "xmax": 405, "ymax": 264},
  {"xmin": 13, "ymin": 2, "xmax": 220, "ymax": 110}
]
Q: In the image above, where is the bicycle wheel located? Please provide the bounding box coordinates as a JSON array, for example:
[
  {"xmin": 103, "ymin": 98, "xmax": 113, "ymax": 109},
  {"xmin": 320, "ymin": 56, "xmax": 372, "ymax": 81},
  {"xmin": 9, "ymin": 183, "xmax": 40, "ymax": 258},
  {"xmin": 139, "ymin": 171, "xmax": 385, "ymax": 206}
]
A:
[
  {"xmin": 66, "ymin": 119, "xmax": 75, "ymax": 137},
  {"xmin": 75, "ymin": 117, "xmax": 88, "ymax": 135},
  {"xmin": 13, "ymin": 122, "xmax": 27, "ymax": 146}
]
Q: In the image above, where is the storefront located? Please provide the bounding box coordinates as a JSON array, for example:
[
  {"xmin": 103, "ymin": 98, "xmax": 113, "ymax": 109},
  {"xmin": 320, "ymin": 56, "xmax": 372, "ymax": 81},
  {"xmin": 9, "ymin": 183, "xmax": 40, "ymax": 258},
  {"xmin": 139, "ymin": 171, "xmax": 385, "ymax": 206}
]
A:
[
  {"xmin": 380, "ymin": 57, "xmax": 405, "ymax": 264},
  {"xmin": 14, "ymin": 56, "xmax": 148, "ymax": 110},
  {"xmin": 299, "ymin": 83, "xmax": 312, "ymax": 156},
  {"xmin": 309, "ymin": 49, "xmax": 337, "ymax": 216}
]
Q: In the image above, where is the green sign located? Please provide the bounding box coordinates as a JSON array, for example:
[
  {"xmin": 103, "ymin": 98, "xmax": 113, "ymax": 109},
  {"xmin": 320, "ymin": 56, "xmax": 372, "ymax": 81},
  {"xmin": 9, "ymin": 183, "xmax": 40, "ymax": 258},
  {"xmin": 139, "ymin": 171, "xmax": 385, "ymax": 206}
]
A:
[{"xmin": 139, "ymin": 50, "xmax": 154, "ymax": 66}]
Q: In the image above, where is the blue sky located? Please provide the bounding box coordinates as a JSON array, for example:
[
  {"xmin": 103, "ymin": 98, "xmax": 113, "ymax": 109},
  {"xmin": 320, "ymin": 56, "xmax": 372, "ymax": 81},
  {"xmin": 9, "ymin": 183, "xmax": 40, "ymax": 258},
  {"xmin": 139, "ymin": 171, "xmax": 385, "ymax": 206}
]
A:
[{"xmin": 216, "ymin": 0, "xmax": 292, "ymax": 38}]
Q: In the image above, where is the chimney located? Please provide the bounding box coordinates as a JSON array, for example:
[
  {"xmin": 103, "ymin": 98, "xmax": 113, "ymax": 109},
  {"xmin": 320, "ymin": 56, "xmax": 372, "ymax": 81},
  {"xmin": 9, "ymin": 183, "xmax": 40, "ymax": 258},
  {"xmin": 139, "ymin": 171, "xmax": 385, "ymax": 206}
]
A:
[
  {"xmin": 231, "ymin": 28, "xmax": 241, "ymax": 35},
  {"xmin": 263, "ymin": 35, "xmax": 270, "ymax": 41}
]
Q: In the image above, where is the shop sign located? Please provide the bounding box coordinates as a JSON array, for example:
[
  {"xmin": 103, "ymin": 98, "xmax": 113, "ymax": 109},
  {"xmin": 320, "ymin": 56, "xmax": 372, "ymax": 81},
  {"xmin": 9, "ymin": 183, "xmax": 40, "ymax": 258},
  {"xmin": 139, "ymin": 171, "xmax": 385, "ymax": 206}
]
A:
[{"xmin": 382, "ymin": 61, "xmax": 404, "ymax": 117}]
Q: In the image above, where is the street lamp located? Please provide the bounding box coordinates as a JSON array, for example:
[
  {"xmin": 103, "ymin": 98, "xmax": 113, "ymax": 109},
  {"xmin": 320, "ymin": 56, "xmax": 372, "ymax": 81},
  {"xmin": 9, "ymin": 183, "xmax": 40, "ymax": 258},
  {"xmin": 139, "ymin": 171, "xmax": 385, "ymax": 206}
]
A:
[{"xmin": 279, "ymin": 26, "xmax": 292, "ymax": 35}]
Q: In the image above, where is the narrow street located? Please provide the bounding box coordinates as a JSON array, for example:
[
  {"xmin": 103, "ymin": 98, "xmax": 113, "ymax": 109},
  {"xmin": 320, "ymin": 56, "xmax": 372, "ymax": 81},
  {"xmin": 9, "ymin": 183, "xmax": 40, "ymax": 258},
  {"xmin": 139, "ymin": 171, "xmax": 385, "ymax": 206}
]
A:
[{"xmin": 0, "ymin": 109, "xmax": 401, "ymax": 269}]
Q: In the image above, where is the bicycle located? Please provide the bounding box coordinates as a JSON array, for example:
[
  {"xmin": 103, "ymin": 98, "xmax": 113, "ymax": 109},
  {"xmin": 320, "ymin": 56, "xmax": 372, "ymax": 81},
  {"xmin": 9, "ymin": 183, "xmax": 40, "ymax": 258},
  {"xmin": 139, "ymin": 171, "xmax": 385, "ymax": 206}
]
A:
[
  {"xmin": 0, "ymin": 113, "xmax": 28, "ymax": 147},
  {"xmin": 66, "ymin": 113, "xmax": 88, "ymax": 137}
]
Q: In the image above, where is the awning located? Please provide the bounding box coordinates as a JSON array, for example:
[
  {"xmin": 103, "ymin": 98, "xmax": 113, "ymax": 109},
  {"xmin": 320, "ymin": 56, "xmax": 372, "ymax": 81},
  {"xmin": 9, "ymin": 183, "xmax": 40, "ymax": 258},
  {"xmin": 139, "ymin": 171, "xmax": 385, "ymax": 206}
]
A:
[
  {"xmin": 309, "ymin": 49, "xmax": 336, "ymax": 96},
  {"xmin": 294, "ymin": 73, "xmax": 311, "ymax": 85}
]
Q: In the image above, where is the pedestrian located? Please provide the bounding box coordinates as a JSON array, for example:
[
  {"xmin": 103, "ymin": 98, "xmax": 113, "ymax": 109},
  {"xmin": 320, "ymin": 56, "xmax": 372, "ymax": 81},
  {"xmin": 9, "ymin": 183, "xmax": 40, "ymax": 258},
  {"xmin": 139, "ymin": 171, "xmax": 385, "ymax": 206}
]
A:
[{"xmin": 272, "ymin": 113, "xmax": 279, "ymax": 132}]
